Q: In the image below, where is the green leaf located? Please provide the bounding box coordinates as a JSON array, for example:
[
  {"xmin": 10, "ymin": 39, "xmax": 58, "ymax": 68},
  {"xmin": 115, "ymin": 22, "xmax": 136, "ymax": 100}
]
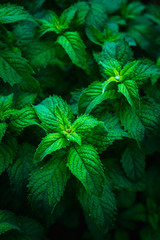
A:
[
  {"xmin": 34, "ymin": 133, "xmax": 69, "ymax": 162},
  {"xmin": 34, "ymin": 104, "xmax": 59, "ymax": 132},
  {"xmin": 0, "ymin": 122, "xmax": 7, "ymax": 143},
  {"xmin": 78, "ymin": 81, "xmax": 116, "ymax": 114},
  {"xmin": 105, "ymin": 159, "xmax": 145, "ymax": 191},
  {"xmin": 102, "ymin": 77, "xmax": 119, "ymax": 94},
  {"xmin": 10, "ymin": 107, "xmax": 40, "ymax": 132},
  {"xmin": 59, "ymin": 6, "xmax": 77, "ymax": 28},
  {"xmin": 85, "ymin": 2, "xmax": 107, "ymax": 30},
  {"xmin": 101, "ymin": 113, "xmax": 129, "ymax": 146},
  {"xmin": 86, "ymin": 23, "xmax": 120, "ymax": 46},
  {"xmin": 25, "ymin": 41, "xmax": 56, "ymax": 69},
  {"xmin": 28, "ymin": 154, "xmax": 70, "ymax": 211},
  {"xmin": 78, "ymin": 180, "xmax": 117, "ymax": 232},
  {"xmin": 0, "ymin": 3, "xmax": 33, "ymax": 24},
  {"xmin": 39, "ymin": 6, "xmax": 77, "ymax": 36},
  {"xmin": 139, "ymin": 98, "xmax": 160, "ymax": 130},
  {"xmin": 125, "ymin": 1, "xmax": 145, "ymax": 19},
  {"xmin": 0, "ymin": 209, "xmax": 20, "ymax": 234},
  {"xmin": 71, "ymin": 115, "xmax": 100, "ymax": 137},
  {"xmin": 0, "ymin": 94, "xmax": 13, "ymax": 120},
  {"xmin": 55, "ymin": 106, "xmax": 71, "ymax": 131},
  {"xmin": 86, "ymin": 25, "xmax": 106, "ymax": 45},
  {"xmin": 83, "ymin": 125, "xmax": 110, "ymax": 152},
  {"xmin": 13, "ymin": 20, "xmax": 36, "ymax": 46},
  {"xmin": 0, "ymin": 138, "xmax": 17, "ymax": 176},
  {"xmin": 128, "ymin": 21, "xmax": 153, "ymax": 50},
  {"xmin": 14, "ymin": 92, "xmax": 37, "ymax": 109},
  {"xmin": 64, "ymin": 131, "xmax": 81, "ymax": 146},
  {"xmin": 72, "ymin": 2, "xmax": 90, "ymax": 26},
  {"xmin": 67, "ymin": 144, "xmax": 105, "ymax": 196},
  {"xmin": 39, "ymin": 11, "xmax": 60, "ymax": 35},
  {"xmin": 0, "ymin": 50, "xmax": 35, "ymax": 86},
  {"xmin": 99, "ymin": 58, "xmax": 121, "ymax": 79},
  {"xmin": 146, "ymin": 4, "xmax": 160, "ymax": 25},
  {"xmin": 119, "ymin": 104, "xmax": 145, "ymax": 142},
  {"xmin": 121, "ymin": 60, "xmax": 158, "ymax": 84},
  {"xmin": 8, "ymin": 143, "xmax": 36, "ymax": 193},
  {"xmin": 3, "ymin": 215, "xmax": 46, "ymax": 240},
  {"xmin": 121, "ymin": 144, "xmax": 145, "ymax": 181},
  {"xmin": 118, "ymin": 80, "xmax": 140, "ymax": 109},
  {"xmin": 102, "ymin": 40, "xmax": 133, "ymax": 67},
  {"xmin": 34, "ymin": 95, "xmax": 73, "ymax": 132},
  {"xmin": 57, "ymin": 31, "xmax": 87, "ymax": 69}
]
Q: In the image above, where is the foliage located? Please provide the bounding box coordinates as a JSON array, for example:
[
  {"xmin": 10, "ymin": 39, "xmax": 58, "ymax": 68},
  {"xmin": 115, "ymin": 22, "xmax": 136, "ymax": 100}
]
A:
[{"xmin": 0, "ymin": 0, "xmax": 160, "ymax": 239}]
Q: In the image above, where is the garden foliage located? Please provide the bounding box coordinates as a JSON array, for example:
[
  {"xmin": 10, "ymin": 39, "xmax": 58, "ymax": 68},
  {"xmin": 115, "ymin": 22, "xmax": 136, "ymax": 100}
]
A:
[{"xmin": 0, "ymin": 0, "xmax": 160, "ymax": 239}]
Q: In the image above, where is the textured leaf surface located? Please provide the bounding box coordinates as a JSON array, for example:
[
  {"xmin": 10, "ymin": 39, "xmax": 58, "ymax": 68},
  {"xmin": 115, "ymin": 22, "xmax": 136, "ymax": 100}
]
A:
[
  {"xmin": 39, "ymin": 11, "xmax": 60, "ymax": 35},
  {"xmin": 0, "ymin": 210, "xmax": 20, "ymax": 234},
  {"xmin": 34, "ymin": 104, "xmax": 58, "ymax": 132},
  {"xmin": 120, "ymin": 104, "xmax": 145, "ymax": 142},
  {"xmin": 0, "ymin": 94, "xmax": 13, "ymax": 120},
  {"xmin": 64, "ymin": 131, "xmax": 81, "ymax": 145},
  {"xmin": 39, "ymin": 7, "xmax": 77, "ymax": 36},
  {"xmin": 84, "ymin": 125, "xmax": 110, "ymax": 152},
  {"xmin": 59, "ymin": 6, "xmax": 77, "ymax": 27},
  {"xmin": 71, "ymin": 115, "xmax": 100, "ymax": 137},
  {"xmin": 99, "ymin": 58, "xmax": 121, "ymax": 79},
  {"xmin": 55, "ymin": 106, "xmax": 71, "ymax": 131},
  {"xmin": 57, "ymin": 31, "xmax": 87, "ymax": 69},
  {"xmin": 34, "ymin": 133, "xmax": 69, "ymax": 162},
  {"xmin": 0, "ymin": 50, "xmax": 34, "ymax": 86},
  {"xmin": 102, "ymin": 41, "xmax": 133, "ymax": 67},
  {"xmin": 73, "ymin": 2, "xmax": 89, "ymax": 26},
  {"xmin": 0, "ymin": 3, "xmax": 32, "ymax": 23},
  {"xmin": 0, "ymin": 122, "xmax": 7, "ymax": 143},
  {"xmin": 118, "ymin": 80, "xmax": 139, "ymax": 109},
  {"xmin": 78, "ymin": 180, "xmax": 117, "ymax": 231},
  {"xmin": 67, "ymin": 144, "xmax": 105, "ymax": 196},
  {"xmin": 34, "ymin": 95, "xmax": 73, "ymax": 132},
  {"xmin": 121, "ymin": 144, "xmax": 145, "ymax": 181},
  {"xmin": 139, "ymin": 98, "xmax": 160, "ymax": 130},
  {"xmin": 121, "ymin": 60, "xmax": 158, "ymax": 84},
  {"xmin": 10, "ymin": 107, "xmax": 40, "ymax": 132},
  {"xmin": 78, "ymin": 81, "xmax": 116, "ymax": 114},
  {"xmin": 28, "ymin": 155, "xmax": 70, "ymax": 210},
  {"xmin": 25, "ymin": 41, "xmax": 56, "ymax": 69},
  {"xmin": 85, "ymin": 2, "xmax": 107, "ymax": 29},
  {"xmin": 14, "ymin": 92, "xmax": 37, "ymax": 109},
  {"xmin": 101, "ymin": 113, "xmax": 129, "ymax": 146}
]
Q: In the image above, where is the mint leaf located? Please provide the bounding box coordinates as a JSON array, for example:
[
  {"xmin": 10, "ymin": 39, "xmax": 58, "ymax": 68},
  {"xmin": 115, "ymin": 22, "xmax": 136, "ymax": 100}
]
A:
[
  {"xmin": 34, "ymin": 133, "xmax": 69, "ymax": 162},
  {"xmin": 67, "ymin": 144, "xmax": 105, "ymax": 196},
  {"xmin": 57, "ymin": 31, "xmax": 87, "ymax": 69}
]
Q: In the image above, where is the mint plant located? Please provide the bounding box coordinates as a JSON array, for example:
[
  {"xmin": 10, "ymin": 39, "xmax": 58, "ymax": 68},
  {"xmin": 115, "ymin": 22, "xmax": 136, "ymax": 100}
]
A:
[{"xmin": 0, "ymin": 0, "xmax": 160, "ymax": 239}]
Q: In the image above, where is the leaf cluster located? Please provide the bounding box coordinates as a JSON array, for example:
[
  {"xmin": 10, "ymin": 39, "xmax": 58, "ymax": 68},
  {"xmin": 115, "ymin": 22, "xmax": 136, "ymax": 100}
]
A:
[{"xmin": 0, "ymin": 0, "xmax": 160, "ymax": 239}]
